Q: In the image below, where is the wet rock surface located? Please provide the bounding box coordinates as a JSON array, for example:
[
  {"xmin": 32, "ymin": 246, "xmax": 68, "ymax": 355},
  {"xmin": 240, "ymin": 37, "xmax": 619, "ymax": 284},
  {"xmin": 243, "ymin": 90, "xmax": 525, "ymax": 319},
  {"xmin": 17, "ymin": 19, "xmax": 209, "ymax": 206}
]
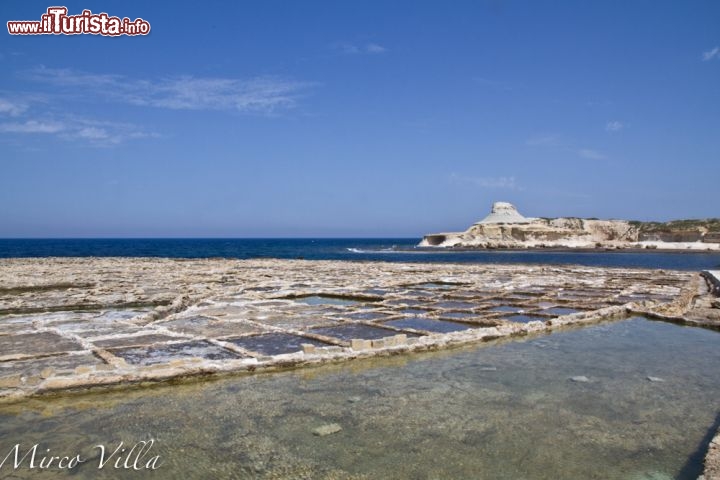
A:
[{"xmin": 0, "ymin": 257, "xmax": 699, "ymax": 400}]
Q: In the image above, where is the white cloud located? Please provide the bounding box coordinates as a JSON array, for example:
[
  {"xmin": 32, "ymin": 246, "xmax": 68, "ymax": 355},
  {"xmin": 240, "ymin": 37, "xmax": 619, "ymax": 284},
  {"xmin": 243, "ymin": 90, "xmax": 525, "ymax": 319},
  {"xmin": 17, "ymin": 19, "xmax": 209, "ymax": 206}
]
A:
[
  {"xmin": 605, "ymin": 120, "xmax": 623, "ymax": 132},
  {"xmin": 75, "ymin": 127, "xmax": 109, "ymax": 140},
  {"xmin": 0, "ymin": 120, "xmax": 64, "ymax": 133},
  {"xmin": 577, "ymin": 148, "xmax": 606, "ymax": 160},
  {"xmin": 702, "ymin": 47, "xmax": 720, "ymax": 61},
  {"xmin": 140, "ymin": 76, "xmax": 307, "ymax": 111},
  {"xmin": 59, "ymin": 117, "xmax": 159, "ymax": 145},
  {"xmin": 335, "ymin": 42, "xmax": 388, "ymax": 55},
  {"xmin": 365, "ymin": 43, "xmax": 387, "ymax": 54},
  {"xmin": 450, "ymin": 173, "xmax": 520, "ymax": 190},
  {"xmin": 0, "ymin": 114, "xmax": 158, "ymax": 146},
  {"xmin": 28, "ymin": 67, "xmax": 122, "ymax": 88},
  {"xmin": 26, "ymin": 67, "xmax": 315, "ymax": 114},
  {"xmin": 4, "ymin": 66, "xmax": 312, "ymax": 146},
  {"xmin": 0, "ymin": 98, "xmax": 28, "ymax": 116}
]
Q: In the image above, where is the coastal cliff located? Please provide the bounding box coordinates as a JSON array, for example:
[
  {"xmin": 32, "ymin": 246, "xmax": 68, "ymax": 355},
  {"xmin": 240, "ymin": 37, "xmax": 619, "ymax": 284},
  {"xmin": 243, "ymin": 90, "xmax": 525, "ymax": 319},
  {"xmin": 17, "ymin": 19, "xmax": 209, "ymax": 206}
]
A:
[{"xmin": 420, "ymin": 202, "xmax": 720, "ymax": 251}]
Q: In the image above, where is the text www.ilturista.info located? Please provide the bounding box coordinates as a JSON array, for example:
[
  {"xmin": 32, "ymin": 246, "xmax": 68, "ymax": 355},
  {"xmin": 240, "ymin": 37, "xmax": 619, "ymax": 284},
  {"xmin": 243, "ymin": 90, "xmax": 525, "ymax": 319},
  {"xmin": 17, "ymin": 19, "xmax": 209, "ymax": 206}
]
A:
[{"xmin": 7, "ymin": 7, "xmax": 150, "ymax": 36}]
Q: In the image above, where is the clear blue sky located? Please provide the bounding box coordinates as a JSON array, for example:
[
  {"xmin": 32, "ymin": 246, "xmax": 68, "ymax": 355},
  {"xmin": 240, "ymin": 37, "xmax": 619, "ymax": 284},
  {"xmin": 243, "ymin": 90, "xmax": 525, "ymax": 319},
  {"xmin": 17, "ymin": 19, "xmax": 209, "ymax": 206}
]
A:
[{"xmin": 1, "ymin": 1, "xmax": 718, "ymax": 237}]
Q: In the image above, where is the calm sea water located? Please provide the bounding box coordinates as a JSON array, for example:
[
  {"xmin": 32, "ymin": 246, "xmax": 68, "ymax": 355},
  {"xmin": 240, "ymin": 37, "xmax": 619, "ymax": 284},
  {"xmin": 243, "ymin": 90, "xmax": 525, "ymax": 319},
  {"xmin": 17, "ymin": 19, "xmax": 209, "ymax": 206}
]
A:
[{"xmin": 1, "ymin": 238, "xmax": 719, "ymax": 270}]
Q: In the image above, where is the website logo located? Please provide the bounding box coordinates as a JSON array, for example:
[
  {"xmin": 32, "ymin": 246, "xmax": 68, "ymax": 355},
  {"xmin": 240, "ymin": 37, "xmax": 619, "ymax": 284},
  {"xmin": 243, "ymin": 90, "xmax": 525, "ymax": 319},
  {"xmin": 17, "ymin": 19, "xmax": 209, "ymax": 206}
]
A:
[{"xmin": 7, "ymin": 7, "xmax": 150, "ymax": 36}]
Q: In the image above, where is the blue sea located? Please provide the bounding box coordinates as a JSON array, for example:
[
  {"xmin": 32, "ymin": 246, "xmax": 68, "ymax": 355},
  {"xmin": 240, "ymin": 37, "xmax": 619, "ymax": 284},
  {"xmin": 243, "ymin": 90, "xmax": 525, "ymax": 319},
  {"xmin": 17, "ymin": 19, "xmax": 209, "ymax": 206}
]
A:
[{"xmin": 1, "ymin": 238, "xmax": 719, "ymax": 271}]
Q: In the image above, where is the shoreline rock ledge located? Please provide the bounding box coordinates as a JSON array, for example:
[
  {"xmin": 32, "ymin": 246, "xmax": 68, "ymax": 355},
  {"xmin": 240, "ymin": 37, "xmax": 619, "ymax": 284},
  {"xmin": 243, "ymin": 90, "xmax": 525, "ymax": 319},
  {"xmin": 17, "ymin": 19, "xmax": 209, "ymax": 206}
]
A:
[{"xmin": 418, "ymin": 201, "xmax": 720, "ymax": 251}]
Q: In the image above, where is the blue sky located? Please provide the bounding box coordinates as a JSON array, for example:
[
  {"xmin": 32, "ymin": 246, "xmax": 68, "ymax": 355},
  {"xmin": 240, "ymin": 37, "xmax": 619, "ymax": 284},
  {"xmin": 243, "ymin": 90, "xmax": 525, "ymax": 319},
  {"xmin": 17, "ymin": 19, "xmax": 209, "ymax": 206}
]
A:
[{"xmin": 1, "ymin": 1, "xmax": 718, "ymax": 237}]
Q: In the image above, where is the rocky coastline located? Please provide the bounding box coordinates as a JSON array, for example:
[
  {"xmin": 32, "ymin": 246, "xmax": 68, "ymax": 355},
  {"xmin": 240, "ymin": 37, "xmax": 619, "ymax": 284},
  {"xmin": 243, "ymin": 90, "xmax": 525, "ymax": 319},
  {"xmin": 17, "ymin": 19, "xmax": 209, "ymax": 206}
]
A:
[
  {"xmin": 0, "ymin": 257, "xmax": 714, "ymax": 401},
  {"xmin": 420, "ymin": 202, "xmax": 720, "ymax": 251}
]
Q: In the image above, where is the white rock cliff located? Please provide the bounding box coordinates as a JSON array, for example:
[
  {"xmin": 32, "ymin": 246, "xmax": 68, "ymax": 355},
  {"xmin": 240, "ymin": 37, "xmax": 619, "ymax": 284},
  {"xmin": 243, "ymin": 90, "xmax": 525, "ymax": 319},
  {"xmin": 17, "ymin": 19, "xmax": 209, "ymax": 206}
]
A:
[{"xmin": 419, "ymin": 202, "xmax": 720, "ymax": 251}]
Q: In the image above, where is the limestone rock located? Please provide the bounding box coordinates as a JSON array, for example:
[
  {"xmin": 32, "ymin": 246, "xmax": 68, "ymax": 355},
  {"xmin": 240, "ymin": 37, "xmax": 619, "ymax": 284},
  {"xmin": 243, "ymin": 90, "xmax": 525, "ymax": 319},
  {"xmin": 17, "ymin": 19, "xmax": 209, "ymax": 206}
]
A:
[
  {"xmin": 0, "ymin": 374, "xmax": 22, "ymax": 389},
  {"xmin": 479, "ymin": 202, "xmax": 533, "ymax": 224},
  {"xmin": 419, "ymin": 201, "xmax": 720, "ymax": 251},
  {"xmin": 350, "ymin": 339, "xmax": 372, "ymax": 350},
  {"xmin": 312, "ymin": 423, "xmax": 342, "ymax": 436}
]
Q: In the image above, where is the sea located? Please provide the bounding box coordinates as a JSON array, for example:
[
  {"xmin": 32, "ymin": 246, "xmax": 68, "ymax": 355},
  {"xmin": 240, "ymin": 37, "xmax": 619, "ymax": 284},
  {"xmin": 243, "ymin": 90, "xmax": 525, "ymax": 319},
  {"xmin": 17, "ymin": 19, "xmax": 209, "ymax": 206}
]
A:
[{"xmin": 1, "ymin": 238, "xmax": 719, "ymax": 271}]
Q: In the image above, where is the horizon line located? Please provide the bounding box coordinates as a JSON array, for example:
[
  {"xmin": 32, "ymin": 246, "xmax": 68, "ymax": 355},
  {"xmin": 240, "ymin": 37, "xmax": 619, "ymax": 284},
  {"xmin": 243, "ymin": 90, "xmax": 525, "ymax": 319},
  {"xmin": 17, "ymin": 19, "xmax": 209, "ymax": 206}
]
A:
[{"xmin": 0, "ymin": 236, "xmax": 423, "ymax": 240}]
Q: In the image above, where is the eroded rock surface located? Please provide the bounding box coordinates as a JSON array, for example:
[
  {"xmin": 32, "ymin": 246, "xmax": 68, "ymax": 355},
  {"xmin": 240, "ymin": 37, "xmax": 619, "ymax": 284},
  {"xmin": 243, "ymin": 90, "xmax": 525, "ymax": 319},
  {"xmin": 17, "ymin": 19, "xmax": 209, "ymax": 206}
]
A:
[{"xmin": 0, "ymin": 257, "xmax": 700, "ymax": 400}]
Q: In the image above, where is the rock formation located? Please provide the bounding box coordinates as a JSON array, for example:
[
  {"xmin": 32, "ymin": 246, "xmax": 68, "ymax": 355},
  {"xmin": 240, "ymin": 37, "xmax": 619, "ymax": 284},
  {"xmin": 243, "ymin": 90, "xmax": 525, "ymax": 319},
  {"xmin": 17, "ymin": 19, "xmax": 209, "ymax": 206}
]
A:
[
  {"xmin": 419, "ymin": 202, "xmax": 720, "ymax": 251},
  {"xmin": 478, "ymin": 201, "xmax": 533, "ymax": 224}
]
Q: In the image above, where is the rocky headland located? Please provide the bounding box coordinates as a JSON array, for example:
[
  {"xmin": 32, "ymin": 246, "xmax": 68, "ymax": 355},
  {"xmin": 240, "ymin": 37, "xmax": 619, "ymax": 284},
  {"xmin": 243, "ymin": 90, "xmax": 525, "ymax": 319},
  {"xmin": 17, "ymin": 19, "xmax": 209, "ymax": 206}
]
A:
[{"xmin": 420, "ymin": 202, "xmax": 720, "ymax": 251}]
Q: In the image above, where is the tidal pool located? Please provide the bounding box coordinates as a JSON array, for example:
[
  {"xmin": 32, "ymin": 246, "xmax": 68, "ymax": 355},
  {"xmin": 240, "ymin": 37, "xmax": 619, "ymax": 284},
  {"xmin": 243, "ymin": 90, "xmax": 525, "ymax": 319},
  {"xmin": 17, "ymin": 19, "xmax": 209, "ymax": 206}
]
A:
[
  {"xmin": 292, "ymin": 296, "xmax": 363, "ymax": 307},
  {"xmin": 384, "ymin": 317, "xmax": 474, "ymax": 333},
  {"xmin": 1, "ymin": 317, "xmax": 719, "ymax": 479},
  {"xmin": 543, "ymin": 307, "xmax": 581, "ymax": 316}
]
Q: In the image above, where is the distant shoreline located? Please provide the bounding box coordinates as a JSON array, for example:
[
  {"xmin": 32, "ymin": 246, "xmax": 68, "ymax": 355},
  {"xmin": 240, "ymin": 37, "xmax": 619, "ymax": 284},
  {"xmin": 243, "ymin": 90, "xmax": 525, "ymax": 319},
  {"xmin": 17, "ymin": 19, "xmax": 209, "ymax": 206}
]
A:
[
  {"xmin": 419, "ymin": 202, "xmax": 720, "ymax": 253},
  {"xmin": 416, "ymin": 245, "xmax": 720, "ymax": 255}
]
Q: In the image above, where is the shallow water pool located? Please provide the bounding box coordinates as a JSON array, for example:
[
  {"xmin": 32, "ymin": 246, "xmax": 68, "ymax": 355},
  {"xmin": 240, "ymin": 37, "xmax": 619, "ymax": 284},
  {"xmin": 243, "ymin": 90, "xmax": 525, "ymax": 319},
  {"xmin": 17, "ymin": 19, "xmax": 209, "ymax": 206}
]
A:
[
  {"xmin": 1, "ymin": 317, "xmax": 719, "ymax": 479},
  {"xmin": 292, "ymin": 295, "xmax": 362, "ymax": 307}
]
